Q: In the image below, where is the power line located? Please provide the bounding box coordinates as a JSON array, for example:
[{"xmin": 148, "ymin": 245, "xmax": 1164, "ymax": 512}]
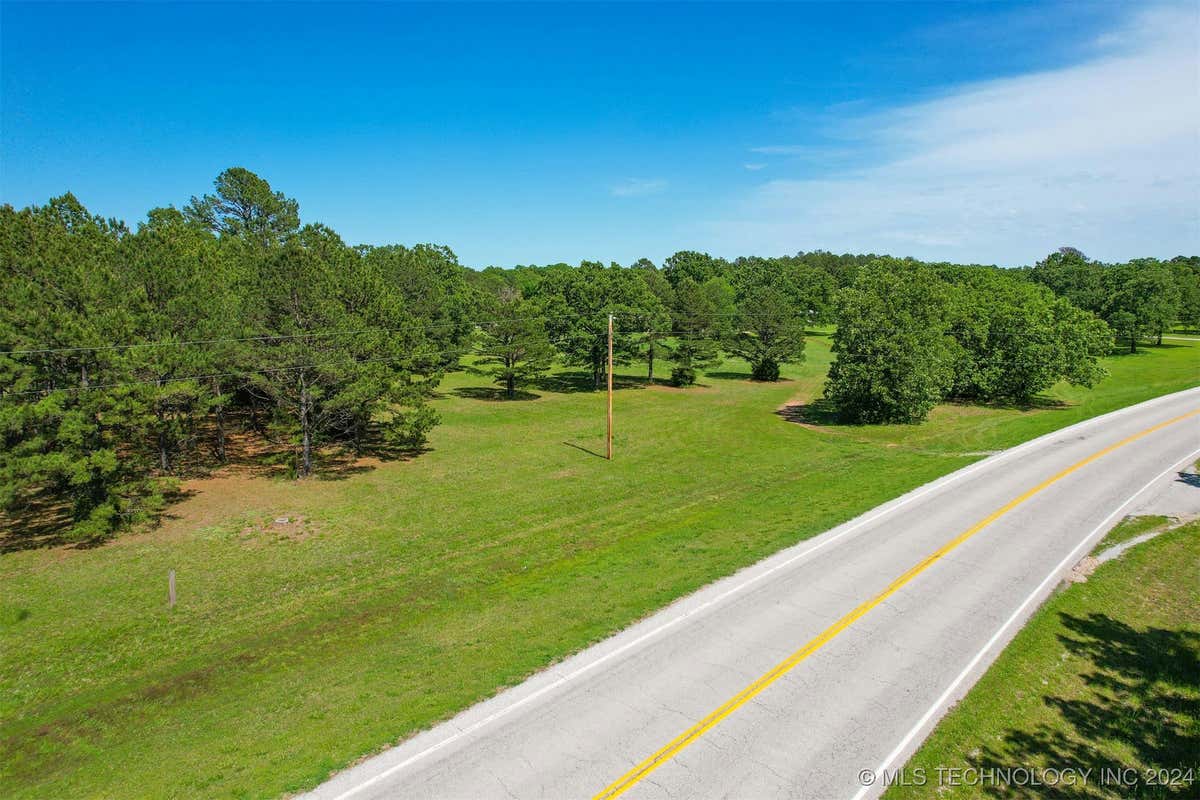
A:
[
  {"xmin": 1, "ymin": 350, "xmax": 449, "ymax": 398},
  {"xmin": 0, "ymin": 307, "xmax": 863, "ymax": 359},
  {"xmin": 0, "ymin": 311, "xmax": 596, "ymax": 357},
  {"xmin": 2, "ymin": 304, "xmax": 1100, "ymax": 358},
  {"xmin": 3, "ymin": 332, "xmax": 1125, "ymax": 398},
  {"xmin": 1, "ymin": 333, "xmax": 609, "ymax": 398}
]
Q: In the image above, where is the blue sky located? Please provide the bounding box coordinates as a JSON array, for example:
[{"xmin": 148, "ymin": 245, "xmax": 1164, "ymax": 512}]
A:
[{"xmin": 2, "ymin": 1, "xmax": 1196, "ymax": 267}]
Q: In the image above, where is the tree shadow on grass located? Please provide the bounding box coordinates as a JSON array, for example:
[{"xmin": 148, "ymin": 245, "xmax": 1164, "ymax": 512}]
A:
[
  {"xmin": 776, "ymin": 395, "xmax": 1073, "ymax": 430},
  {"xmin": 562, "ymin": 441, "xmax": 607, "ymax": 459},
  {"xmin": 704, "ymin": 371, "xmax": 797, "ymax": 383},
  {"xmin": 1105, "ymin": 342, "xmax": 1192, "ymax": 358},
  {"xmin": 311, "ymin": 440, "xmax": 431, "ymax": 482},
  {"xmin": 452, "ymin": 386, "xmax": 541, "ymax": 402},
  {"xmin": 775, "ymin": 398, "xmax": 842, "ymax": 426},
  {"xmin": 704, "ymin": 369, "xmax": 795, "ymax": 383},
  {"xmin": 0, "ymin": 485, "xmax": 198, "ymax": 553},
  {"xmin": 0, "ymin": 492, "xmax": 75, "ymax": 553},
  {"xmin": 530, "ymin": 370, "xmax": 647, "ymax": 394},
  {"xmin": 943, "ymin": 395, "xmax": 1071, "ymax": 412},
  {"xmin": 968, "ymin": 612, "xmax": 1199, "ymax": 799}
]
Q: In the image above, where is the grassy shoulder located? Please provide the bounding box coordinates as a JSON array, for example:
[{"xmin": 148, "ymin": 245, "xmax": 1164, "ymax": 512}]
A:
[
  {"xmin": 884, "ymin": 520, "xmax": 1200, "ymax": 800},
  {"xmin": 1092, "ymin": 515, "xmax": 1174, "ymax": 553},
  {"xmin": 0, "ymin": 338, "xmax": 1197, "ymax": 798}
]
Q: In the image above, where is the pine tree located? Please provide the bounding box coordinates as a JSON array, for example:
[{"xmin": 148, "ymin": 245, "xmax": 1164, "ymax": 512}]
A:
[
  {"xmin": 476, "ymin": 289, "xmax": 555, "ymax": 398},
  {"xmin": 0, "ymin": 197, "xmax": 171, "ymax": 540},
  {"xmin": 668, "ymin": 278, "xmax": 725, "ymax": 387},
  {"xmin": 725, "ymin": 286, "xmax": 806, "ymax": 381}
]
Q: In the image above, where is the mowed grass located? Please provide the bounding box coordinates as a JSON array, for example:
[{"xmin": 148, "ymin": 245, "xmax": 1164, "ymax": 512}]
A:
[
  {"xmin": 884, "ymin": 519, "xmax": 1200, "ymax": 800},
  {"xmin": 1, "ymin": 337, "xmax": 1197, "ymax": 799}
]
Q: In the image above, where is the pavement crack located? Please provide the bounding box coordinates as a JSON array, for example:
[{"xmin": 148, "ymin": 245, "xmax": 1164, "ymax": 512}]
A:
[
  {"xmin": 644, "ymin": 776, "xmax": 676, "ymax": 798},
  {"xmin": 487, "ymin": 765, "xmax": 519, "ymax": 800},
  {"xmin": 749, "ymin": 754, "xmax": 789, "ymax": 785}
]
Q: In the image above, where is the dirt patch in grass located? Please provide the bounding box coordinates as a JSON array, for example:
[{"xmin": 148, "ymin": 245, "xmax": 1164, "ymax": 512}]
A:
[
  {"xmin": 1067, "ymin": 555, "xmax": 1100, "ymax": 583},
  {"xmin": 775, "ymin": 394, "xmax": 844, "ymax": 431},
  {"xmin": 152, "ymin": 473, "xmax": 292, "ymax": 540},
  {"xmin": 238, "ymin": 515, "xmax": 318, "ymax": 546}
]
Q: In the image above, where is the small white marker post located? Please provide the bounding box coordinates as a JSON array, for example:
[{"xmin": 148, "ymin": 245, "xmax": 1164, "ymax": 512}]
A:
[{"xmin": 168, "ymin": 569, "xmax": 176, "ymax": 609}]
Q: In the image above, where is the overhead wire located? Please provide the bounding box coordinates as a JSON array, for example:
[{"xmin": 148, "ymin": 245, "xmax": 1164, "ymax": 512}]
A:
[
  {"xmin": 2, "ymin": 305, "xmax": 1088, "ymax": 358},
  {"xmin": 1, "ymin": 333, "xmax": 609, "ymax": 397}
]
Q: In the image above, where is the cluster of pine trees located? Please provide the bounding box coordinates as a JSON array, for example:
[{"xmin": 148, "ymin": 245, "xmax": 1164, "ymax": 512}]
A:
[
  {"xmin": 3, "ymin": 169, "xmax": 1198, "ymax": 540},
  {"xmin": 1, "ymin": 169, "xmax": 466, "ymax": 540}
]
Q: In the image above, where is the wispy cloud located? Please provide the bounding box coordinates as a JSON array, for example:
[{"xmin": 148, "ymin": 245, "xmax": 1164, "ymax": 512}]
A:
[
  {"xmin": 746, "ymin": 143, "xmax": 858, "ymax": 166},
  {"xmin": 611, "ymin": 177, "xmax": 667, "ymax": 197},
  {"xmin": 743, "ymin": 163, "xmax": 767, "ymax": 171},
  {"xmin": 748, "ymin": 145, "xmax": 812, "ymax": 155},
  {"xmin": 712, "ymin": 3, "xmax": 1199, "ymax": 265}
]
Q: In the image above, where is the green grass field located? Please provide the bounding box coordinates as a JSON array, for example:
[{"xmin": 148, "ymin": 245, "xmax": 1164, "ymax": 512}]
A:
[
  {"xmin": 1, "ymin": 336, "xmax": 1197, "ymax": 799},
  {"xmin": 884, "ymin": 519, "xmax": 1200, "ymax": 800}
]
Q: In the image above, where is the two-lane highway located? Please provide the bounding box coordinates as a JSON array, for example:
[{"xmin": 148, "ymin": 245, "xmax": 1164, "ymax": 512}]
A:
[{"xmin": 304, "ymin": 387, "xmax": 1200, "ymax": 800}]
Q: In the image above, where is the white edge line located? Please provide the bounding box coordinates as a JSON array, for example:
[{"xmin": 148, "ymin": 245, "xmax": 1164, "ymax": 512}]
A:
[
  {"xmin": 849, "ymin": 445, "xmax": 1200, "ymax": 800},
  {"xmin": 325, "ymin": 387, "xmax": 1200, "ymax": 800}
]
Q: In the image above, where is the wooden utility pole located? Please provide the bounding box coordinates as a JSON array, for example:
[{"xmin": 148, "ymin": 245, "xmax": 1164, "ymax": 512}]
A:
[{"xmin": 607, "ymin": 314, "xmax": 614, "ymax": 460}]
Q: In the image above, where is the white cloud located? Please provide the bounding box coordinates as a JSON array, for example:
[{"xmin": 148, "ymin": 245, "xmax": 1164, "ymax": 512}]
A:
[
  {"xmin": 748, "ymin": 145, "xmax": 813, "ymax": 155},
  {"xmin": 610, "ymin": 177, "xmax": 667, "ymax": 197},
  {"xmin": 743, "ymin": 163, "xmax": 767, "ymax": 171},
  {"xmin": 710, "ymin": 4, "xmax": 1200, "ymax": 265}
]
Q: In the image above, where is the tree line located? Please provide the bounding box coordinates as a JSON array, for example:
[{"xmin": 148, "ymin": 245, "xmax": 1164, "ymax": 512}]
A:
[
  {"xmin": 472, "ymin": 247, "xmax": 1198, "ymax": 425},
  {"xmin": 1026, "ymin": 247, "xmax": 1198, "ymax": 351},
  {"xmin": 469, "ymin": 250, "xmax": 840, "ymax": 391},
  {"xmin": 2, "ymin": 169, "xmax": 1197, "ymax": 540},
  {"xmin": 1, "ymin": 169, "xmax": 466, "ymax": 539},
  {"xmin": 826, "ymin": 260, "xmax": 1114, "ymax": 423}
]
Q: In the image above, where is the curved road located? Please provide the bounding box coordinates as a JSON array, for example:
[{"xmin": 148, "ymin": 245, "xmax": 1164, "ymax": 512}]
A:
[{"xmin": 305, "ymin": 387, "xmax": 1200, "ymax": 800}]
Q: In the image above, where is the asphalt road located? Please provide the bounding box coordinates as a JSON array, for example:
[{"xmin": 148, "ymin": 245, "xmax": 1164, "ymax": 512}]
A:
[{"xmin": 304, "ymin": 387, "xmax": 1200, "ymax": 800}]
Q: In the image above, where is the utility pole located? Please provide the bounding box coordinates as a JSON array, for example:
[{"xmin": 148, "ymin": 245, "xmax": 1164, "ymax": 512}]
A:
[{"xmin": 607, "ymin": 313, "xmax": 614, "ymax": 460}]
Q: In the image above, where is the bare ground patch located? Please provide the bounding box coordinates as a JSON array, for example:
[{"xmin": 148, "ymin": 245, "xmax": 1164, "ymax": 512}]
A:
[{"xmin": 775, "ymin": 393, "xmax": 844, "ymax": 432}]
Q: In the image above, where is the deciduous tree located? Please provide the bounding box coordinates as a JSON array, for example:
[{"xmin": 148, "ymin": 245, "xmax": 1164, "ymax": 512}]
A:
[
  {"xmin": 536, "ymin": 262, "xmax": 663, "ymax": 388},
  {"xmin": 1103, "ymin": 260, "xmax": 1180, "ymax": 351},
  {"xmin": 825, "ymin": 263, "xmax": 954, "ymax": 423}
]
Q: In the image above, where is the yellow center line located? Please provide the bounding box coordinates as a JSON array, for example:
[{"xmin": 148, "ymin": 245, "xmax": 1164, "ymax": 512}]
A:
[{"xmin": 592, "ymin": 407, "xmax": 1200, "ymax": 800}]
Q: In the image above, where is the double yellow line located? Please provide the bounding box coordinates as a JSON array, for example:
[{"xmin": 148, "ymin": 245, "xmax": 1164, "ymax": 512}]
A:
[{"xmin": 593, "ymin": 408, "xmax": 1200, "ymax": 800}]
